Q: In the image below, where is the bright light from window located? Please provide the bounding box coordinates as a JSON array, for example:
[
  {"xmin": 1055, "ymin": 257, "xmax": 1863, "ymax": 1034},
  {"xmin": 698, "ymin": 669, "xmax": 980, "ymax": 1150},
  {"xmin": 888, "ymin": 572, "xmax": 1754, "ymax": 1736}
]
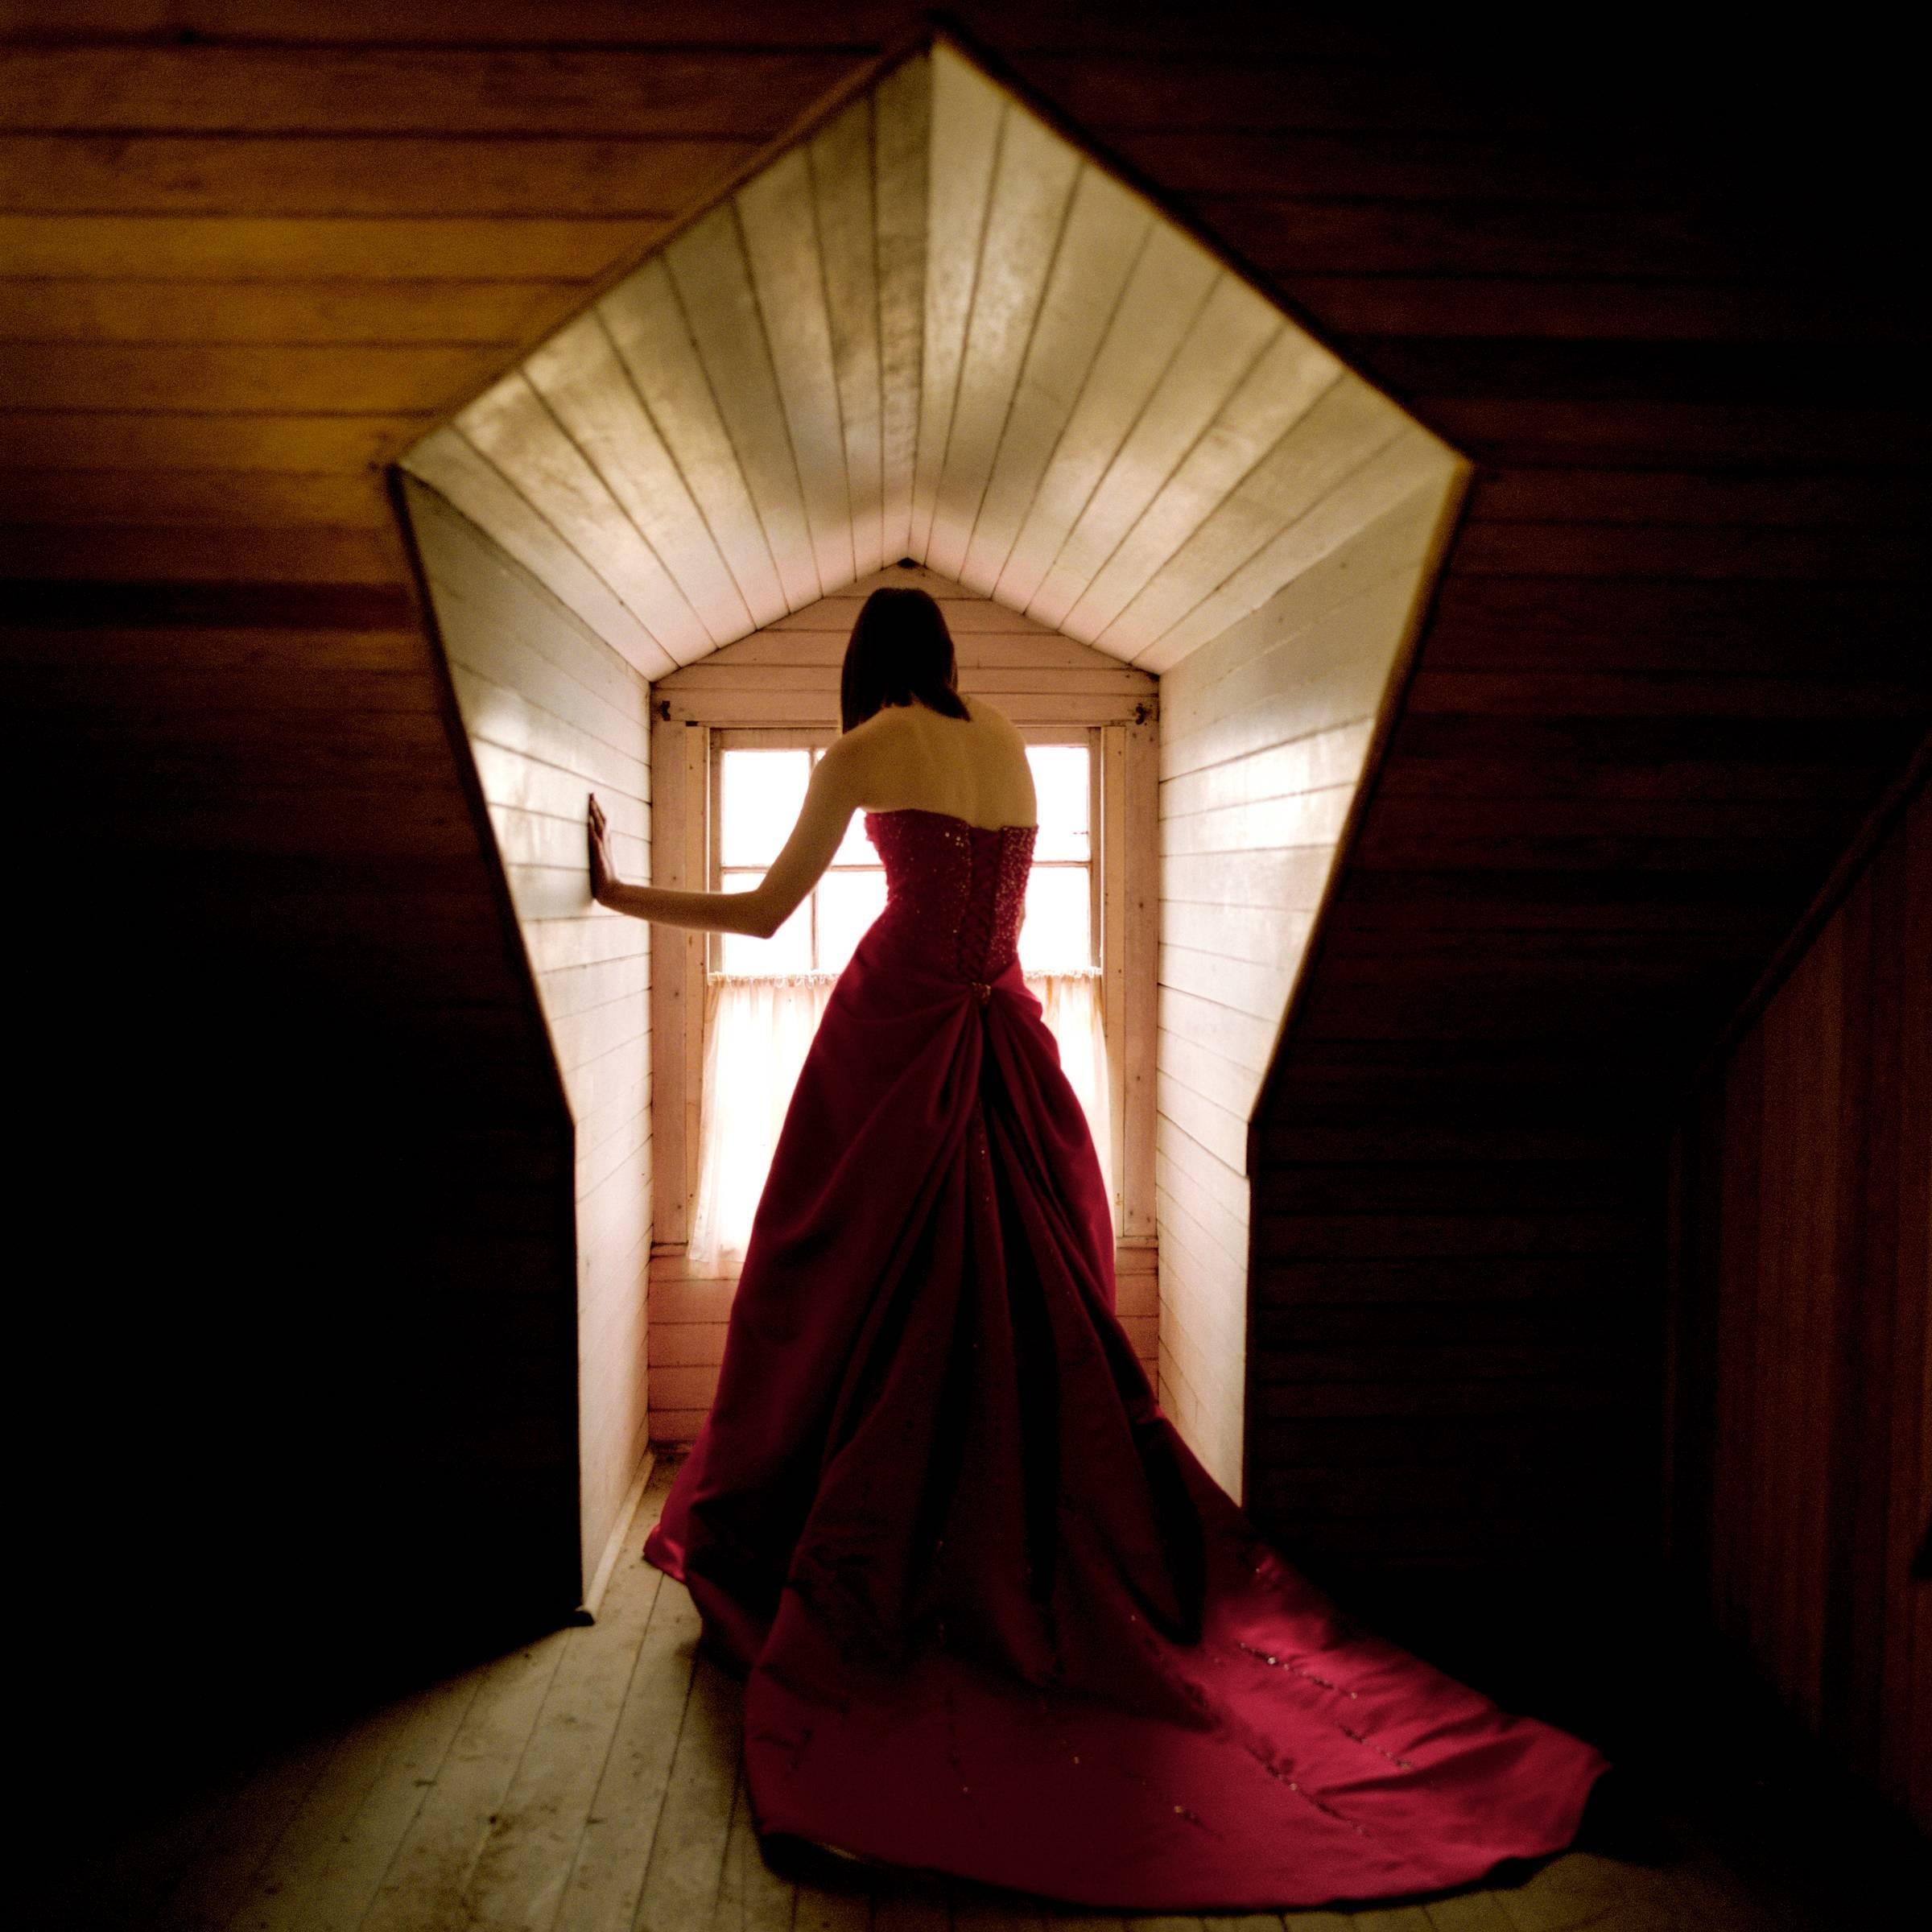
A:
[
  {"xmin": 817, "ymin": 869, "xmax": 889, "ymax": 969},
  {"xmin": 699, "ymin": 736, "xmax": 1112, "ymax": 1250},
  {"xmin": 715, "ymin": 738, "xmax": 1094, "ymax": 977},
  {"xmin": 1019, "ymin": 864, "xmax": 1090, "ymax": 972},
  {"xmin": 1018, "ymin": 742, "xmax": 1092, "ymax": 972},
  {"xmin": 1026, "ymin": 744, "xmax": 1089, "ymax": 863},
  {"xmin": 719, "ymin": 748, "xmax": 808, "ymax": 867}
]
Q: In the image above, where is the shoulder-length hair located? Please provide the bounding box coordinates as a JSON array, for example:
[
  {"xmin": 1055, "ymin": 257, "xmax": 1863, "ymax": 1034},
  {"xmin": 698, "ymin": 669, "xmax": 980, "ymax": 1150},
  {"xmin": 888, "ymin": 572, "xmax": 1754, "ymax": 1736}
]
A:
[{"xmin": 840, "ymin": 587, "xmax": 971, "ymax": 733}]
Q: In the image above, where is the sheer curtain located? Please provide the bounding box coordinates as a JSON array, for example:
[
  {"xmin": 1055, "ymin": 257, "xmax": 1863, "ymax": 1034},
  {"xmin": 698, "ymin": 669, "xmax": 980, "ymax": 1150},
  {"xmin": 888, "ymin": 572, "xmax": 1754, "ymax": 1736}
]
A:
[
  {"xmin": 1028, "ymin": 968, "xmax": 1113, "ymax": 1220},
  {"xmin": 687, "ymin": 974, "xmax": 836, "ymax": 1275},
  {"xmin": 687, "ymin": 968, "xmax": 1114, "ymax": 1274}
]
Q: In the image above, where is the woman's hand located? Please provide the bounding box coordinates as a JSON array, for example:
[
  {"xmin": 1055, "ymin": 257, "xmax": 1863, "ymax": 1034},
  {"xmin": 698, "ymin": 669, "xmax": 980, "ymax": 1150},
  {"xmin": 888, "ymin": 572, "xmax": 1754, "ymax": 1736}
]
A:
[
  {"xmin": 588, "ymin": 792, "xmax": 618, "ymax": 905},
  {"xmin": 585, "ymin": 767, "xmax": 853, "ymax": 934}
]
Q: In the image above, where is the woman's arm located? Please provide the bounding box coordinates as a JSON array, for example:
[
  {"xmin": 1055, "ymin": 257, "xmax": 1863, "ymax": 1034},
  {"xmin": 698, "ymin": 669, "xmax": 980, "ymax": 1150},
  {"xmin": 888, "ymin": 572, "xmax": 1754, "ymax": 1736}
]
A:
[{"xmin": 588, "ymin": 741, "xmax": 863, "ymax": 936}]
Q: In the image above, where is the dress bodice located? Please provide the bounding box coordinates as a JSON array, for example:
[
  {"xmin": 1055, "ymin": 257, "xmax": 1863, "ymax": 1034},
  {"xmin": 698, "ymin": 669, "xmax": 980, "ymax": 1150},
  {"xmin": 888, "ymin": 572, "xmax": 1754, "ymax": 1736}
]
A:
[{"xmin": 865, "ymin": 807, "xmax": 1036, "ymax": 987}]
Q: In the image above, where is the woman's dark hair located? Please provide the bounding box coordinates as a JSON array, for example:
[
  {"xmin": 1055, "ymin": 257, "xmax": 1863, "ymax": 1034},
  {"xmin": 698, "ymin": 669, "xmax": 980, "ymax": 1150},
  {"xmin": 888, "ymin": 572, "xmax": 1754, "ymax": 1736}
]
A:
[{"xmin": 840, "ymin": 587, "xmax": 971, "ymax": 733}]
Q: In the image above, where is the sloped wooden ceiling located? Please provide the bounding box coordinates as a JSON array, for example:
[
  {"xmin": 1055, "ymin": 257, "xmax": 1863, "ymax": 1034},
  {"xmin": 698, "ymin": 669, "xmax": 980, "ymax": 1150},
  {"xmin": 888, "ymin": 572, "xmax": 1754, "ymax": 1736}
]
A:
[
  {"xmin": 400, "ymin": 43, "xmax": 1459, "ymax": 678},
  {"xmin": 396, "ymin": 38, "xmax": 1468, "ymax": 1511}
]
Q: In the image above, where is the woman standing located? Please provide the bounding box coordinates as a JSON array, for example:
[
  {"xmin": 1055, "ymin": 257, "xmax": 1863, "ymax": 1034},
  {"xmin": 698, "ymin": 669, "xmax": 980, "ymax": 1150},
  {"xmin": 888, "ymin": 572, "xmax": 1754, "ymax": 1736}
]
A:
[{"xmin": 587, "ymin": 587, "xmax": 1614, "ymax": 1913}]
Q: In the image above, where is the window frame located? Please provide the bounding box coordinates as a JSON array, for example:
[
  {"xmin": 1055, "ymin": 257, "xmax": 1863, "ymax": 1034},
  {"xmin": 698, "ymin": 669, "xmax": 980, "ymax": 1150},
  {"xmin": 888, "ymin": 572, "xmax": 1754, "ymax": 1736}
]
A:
[
  {"xmin": 650, "ymin": 691, "xmax": 1157, "ymax": 1259},
  {"xmin": 705, "ymin": 725, "xmax": 1104, "ymax": 981},
  {"xmin": 706, "ymin": 726, "xmax": 843, "ymax": 979}
]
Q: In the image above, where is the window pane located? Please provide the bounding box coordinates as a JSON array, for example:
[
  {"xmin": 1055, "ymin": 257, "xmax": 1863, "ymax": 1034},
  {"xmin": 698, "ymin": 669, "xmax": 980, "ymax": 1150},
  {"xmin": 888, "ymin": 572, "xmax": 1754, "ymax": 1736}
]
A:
[
  {"xmin": 718, "ymin": 869, "xmax": 811, "ymax": 974},
  {"xmin": 1020, "ymin": 865, "xmax": 1091, "ymax": 972},
  {"xmin": 720, "ymin": 749, "xmax": 810, "ymax": 867},
  {"xmin": 1026, "ymin": 744, "xmax": 1089, "ymax": 861},
  {"xmin": 811, "ymin": 747, "xmax": 876, "ymax": 865},
  {"xmin": 832, "ymin": 809, "xmax": 876, "ymax": 868},
  {"xmin": 817, "ymin": 868, "xmax": 888, "ymax": 973}
]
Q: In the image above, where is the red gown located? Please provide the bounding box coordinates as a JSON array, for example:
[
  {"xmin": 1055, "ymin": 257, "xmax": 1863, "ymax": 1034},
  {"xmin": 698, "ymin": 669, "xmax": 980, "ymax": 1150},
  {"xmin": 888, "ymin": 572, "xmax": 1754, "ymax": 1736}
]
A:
[{"xmin": 645, "ymin": 806, "xmax": 1610, "ymax": 1913}]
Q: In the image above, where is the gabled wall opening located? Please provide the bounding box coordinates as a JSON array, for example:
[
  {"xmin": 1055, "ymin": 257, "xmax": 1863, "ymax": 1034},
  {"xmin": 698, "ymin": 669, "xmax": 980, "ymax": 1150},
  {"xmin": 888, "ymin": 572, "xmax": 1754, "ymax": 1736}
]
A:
[{"xmin": 394, "ymin": 34, "xmax": 1465, "ymax": 1583}]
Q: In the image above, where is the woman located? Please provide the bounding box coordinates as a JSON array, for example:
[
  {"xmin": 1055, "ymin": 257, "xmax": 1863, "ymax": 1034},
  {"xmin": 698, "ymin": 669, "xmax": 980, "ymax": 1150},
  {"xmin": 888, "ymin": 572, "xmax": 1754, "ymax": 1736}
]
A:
[{"xmin": 586, "ymin": 588, "xmax": 1616, "ymax": 1913}]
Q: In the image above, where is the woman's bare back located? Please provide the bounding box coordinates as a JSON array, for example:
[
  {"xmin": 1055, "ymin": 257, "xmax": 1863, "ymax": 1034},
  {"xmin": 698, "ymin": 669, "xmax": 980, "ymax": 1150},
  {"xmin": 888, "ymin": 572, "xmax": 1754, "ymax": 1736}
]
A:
[
  {"xmin": 840, "ymin": 695, "xmax": 1037, "ymax": 830},
  {"xmin": 588, "ymin": 695, "xmax": 1036, "ymax": 939}
]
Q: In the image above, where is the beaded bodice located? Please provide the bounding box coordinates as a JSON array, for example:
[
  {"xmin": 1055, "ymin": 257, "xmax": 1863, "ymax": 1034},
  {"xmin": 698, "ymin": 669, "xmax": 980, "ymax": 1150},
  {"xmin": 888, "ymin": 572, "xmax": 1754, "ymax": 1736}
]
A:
[{"xmin": 865, "ymin": 808, "xmax": 1036, "ymax": 989}]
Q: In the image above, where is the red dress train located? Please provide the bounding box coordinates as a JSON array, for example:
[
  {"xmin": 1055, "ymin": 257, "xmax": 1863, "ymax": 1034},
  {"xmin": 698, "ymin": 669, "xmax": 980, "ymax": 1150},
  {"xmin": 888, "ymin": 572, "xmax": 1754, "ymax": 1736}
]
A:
[{"xmin": 644, "ymin": 807, "xmax": 1610, "ymax": 1912}]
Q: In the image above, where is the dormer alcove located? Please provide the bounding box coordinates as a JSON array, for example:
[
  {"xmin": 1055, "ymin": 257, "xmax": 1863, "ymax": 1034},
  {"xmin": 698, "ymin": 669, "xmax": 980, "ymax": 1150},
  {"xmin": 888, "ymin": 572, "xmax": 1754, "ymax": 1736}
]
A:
[{"xmin": 394, "ymin": 37, "xmax": 1465, "ymax": 1598}]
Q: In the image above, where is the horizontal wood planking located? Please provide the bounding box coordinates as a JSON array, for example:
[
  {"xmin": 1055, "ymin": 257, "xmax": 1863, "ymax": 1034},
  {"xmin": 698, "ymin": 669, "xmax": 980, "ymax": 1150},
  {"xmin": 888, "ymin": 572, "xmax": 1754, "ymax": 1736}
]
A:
[
  {"xmin": 3, "ymin": 614, "xmax": 551, "ymax": 1029},
  {"xmin": 0, "ymin": 464, "xmax": 394, "ymax": 528},
  {"xmin": 1151, "ymin": 490, "xmax": 1452, "ymax": 1121},
  {"xmin": 1150, "ymin": 464, "xmax": 1462, "ymax": 1497},
  {"xmin": 1667, "ymin": 778, "xmax": 1930, "ymax": 1831},
  {"xmin": 0, "ymin": 133, "xmax": 755, "ymax": 217},
  {"xmin": 0, "ymin": 277, "xmax": 586, "ymax": 345},
  {"xmin": 407, "ymin": 477, "xmax": 654, "ymax": 1594},
  {"xmin": 0, "ymin": 2, "xmax": 1418, "ymax": 50},
  {"xmin": 0, "ymin": 46, "xmax": 863, "ymax": 134},
  {"xmin": 0, "ymin": 212, "xmax": 665, "ymax": 280},
  {"xmin": 1, "ymin": 411, "xmax": 433, "ymax": 474},
  {"xmin": 1155, "ymin": 11, "xmax": 1932, "ymax": 1600},
  {"xmin": 0, "ymin": 519, "xmax": 408, "ymax": 583},
  {"xmin": 655, "ymin": 560, "xmax": 1156, "ymax": 720},
  {"xmin": 1271, "ymin": 273, "xmax": 1924, "ymax": 343}
]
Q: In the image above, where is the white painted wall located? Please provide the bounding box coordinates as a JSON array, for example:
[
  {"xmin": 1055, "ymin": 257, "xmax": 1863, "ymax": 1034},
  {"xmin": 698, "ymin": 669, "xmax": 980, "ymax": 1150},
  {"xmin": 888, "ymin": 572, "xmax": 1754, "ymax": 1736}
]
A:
[
  {"xmin": 1153, "ymin": 476, "xmax": 1463, "ymax": 1496},
  {"xmin": 406, "ymin": 477, "xmax": 654, "ymax": 1594}
]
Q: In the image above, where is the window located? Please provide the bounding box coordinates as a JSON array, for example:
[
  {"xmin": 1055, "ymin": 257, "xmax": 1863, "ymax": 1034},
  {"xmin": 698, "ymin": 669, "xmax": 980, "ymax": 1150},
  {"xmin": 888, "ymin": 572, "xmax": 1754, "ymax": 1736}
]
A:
[
  {"xmin": 686, "ymin": 732, "xmax": 1113, "ymax": 1271},
  {"xmin": 646, "ymin": 615, "xmax": 1160, "ymax": 1303},
  {"xmin": 709, "ymin": 736, "xmax": 1100, "ymax": 975},
  {"xmin": 1018, "ymin": 742, "xmax": 1096, "ymax": 972},
  {"xmin": 711, "ymin": 737, "xmax": 885, "ymax": 978}
]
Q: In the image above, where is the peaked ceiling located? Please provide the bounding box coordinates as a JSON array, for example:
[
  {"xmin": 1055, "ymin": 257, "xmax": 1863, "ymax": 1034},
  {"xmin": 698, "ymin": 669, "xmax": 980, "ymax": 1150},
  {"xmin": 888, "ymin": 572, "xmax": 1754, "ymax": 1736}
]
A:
[{"xmin": 401, "ymin": 40, "xmax": 1459, "ymax": 683}]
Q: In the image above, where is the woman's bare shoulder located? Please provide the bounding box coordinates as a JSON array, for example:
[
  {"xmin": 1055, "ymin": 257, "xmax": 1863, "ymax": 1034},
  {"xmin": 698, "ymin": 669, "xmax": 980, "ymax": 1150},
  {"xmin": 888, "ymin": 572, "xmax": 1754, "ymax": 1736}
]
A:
[
  {"xmin": 836, "ymin": 704, "xmax": 914, "ymax": 753},
  {"xmin": 959, "ymin": 691, "xmax": 1020, "ymax": 736}
]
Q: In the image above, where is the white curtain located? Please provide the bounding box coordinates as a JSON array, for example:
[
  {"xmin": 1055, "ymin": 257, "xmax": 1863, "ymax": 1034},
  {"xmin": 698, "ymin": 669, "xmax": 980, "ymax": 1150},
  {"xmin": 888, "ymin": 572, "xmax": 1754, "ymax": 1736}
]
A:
[
  {"xmin": 687, "ymin": 973, "xmax": 837, "ymax": 1276},
  {"xmin": 686, "ymin": 968, "xmax": 1114, "ymax": 1274},
  {"xmin": 1028, "ymin": 968, "xmax": 1113, "ymax": 1224}
]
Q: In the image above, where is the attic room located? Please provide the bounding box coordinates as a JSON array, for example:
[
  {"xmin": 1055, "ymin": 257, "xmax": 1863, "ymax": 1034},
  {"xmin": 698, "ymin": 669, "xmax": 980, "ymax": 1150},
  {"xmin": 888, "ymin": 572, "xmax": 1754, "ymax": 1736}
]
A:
[{"xmin": 7, "ymin": 7, "xmax": 1926, "ymax": 1930}]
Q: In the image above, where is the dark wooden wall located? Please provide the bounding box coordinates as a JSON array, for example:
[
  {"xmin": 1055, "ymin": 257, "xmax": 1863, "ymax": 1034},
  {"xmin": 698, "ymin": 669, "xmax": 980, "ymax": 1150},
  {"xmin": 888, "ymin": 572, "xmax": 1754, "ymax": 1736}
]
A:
[
  {"xmin": 1667, "ymin": 770, "xmax": 1930, "ymax": 1831},
  {"xmin": 1157, "ymin": 478, "xmax": 1459, "ymax": 1495},
  {"xmin": 6, "ymin": 576, "xmax": 581, "ymax": 1843},
  {"xmin": 3, "ymin": 0, "xmax": 1925, "ymax": 1806},
  {"xmin": 986, "ymin": 11, "xmax": 1930, "ymax": 1741}
]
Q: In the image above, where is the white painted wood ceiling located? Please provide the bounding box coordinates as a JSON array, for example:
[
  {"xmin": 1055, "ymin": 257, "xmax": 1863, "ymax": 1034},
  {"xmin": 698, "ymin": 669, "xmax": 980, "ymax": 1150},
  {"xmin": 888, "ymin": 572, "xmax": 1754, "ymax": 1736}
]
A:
[{"xmin": 402, "ymin": 42, "xmax": 1459, "ymax": 683}]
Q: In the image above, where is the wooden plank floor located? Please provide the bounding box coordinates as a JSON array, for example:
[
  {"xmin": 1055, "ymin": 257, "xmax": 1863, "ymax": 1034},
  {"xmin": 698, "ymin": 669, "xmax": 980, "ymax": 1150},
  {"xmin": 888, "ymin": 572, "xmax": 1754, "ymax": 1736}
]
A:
[{"xmin": 45, "ymin": 1459, "xmax": 1851, "ymax": 1932}]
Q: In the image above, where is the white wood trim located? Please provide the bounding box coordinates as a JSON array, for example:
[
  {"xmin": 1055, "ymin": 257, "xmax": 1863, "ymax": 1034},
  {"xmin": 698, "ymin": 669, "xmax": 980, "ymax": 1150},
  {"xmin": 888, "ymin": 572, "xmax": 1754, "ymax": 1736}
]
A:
[
  {"xmin": 578, "ymin": 1448, "xmax": 657, "ymax": 1621},
  {"xmin": 1103, "ymin": 721, "xmax": 1129, "ymax": 1228},
  {"xmin": 1121, "ymin": 716, "xmax": 1161, "ymax": 1233}
]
